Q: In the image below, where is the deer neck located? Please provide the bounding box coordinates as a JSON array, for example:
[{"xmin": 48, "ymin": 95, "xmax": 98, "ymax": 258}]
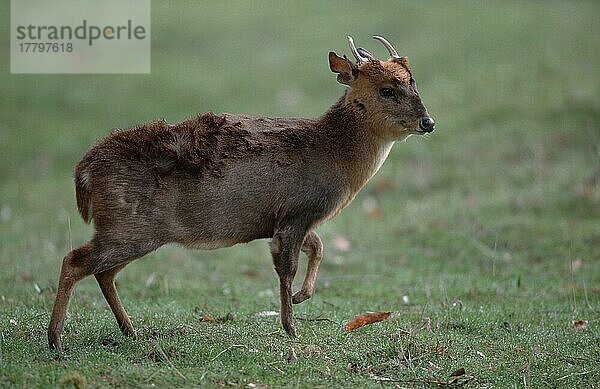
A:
[{"xmin": 318, "ymin": 94, "xmax": 395, "ymax": 194}]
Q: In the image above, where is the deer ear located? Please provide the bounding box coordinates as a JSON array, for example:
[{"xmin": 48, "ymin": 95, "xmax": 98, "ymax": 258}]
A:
[{"xmin": 329, "ymin": 51, "xmax": 356, "ymax": 85}]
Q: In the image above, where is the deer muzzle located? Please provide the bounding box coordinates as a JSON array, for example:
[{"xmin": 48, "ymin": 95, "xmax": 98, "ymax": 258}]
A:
[{"xmin": 419, "ymin": 116, "xmax": 435, "ymax": 133}]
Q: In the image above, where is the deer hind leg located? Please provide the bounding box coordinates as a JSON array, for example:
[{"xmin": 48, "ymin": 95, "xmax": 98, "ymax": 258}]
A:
[
  {"xmin": 270, "ymin": 227, "xmax": 304, "ymax": 338},
  {"xmin": 48, "ymin": 242, "xmax": 96, "ymax": 351},
  {"xmin": 292, "ymin": 230, "xmax": 323, "ymax": 304},
  {"xmin": 48, "ymin": 238, "xmax": 156, "ymax": 350},
  {"xmin": 95, "ymin": 263, "xmax": 135, "ymax": 337}
]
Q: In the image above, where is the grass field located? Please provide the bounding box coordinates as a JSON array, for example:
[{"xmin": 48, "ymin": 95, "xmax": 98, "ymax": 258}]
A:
[{"xmin": 1, "ymin": 1, "xmax": 599, "ymax": 387}]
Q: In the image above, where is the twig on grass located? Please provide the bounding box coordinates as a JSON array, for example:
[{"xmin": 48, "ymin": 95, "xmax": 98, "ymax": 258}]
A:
[
  {"xmin": 67, "ymin": 215, "xmax": 72, "ymax": 252},
  {"xmin": 155, "ymin": 343, "xmax": 187, "ymax": 381},
  {"xmin": 144, "ymin": 367, "xmax": 163, "ymax": 383},
  {"xmin": 210, "ymin": 344, "xmax": 246, "ymax": 362},
  {"xmin": 320, "ymin": 274, "xmax": 394, "ymax": 281},
  {"xmin": 266, "ymin": 361, "xmax": 285, "ymax": 375},
  {"xmin": 582, "ymin": 280, "xmax": 597, "ymax": 313},
  {"xmin": 0, "ymin": 330, "xmax": 4, "ymax": 366},
  {"xmin": 296, "ymin": 315, "xmax": 340, "ymax": 325},
  {"xmin": 261, "ymin": 330, "xmax": 281, "ymax": 337},
  {"xmin": 570, "ymin": 251, "xmax": 578, "ymax": 312},
  {"xmin": 369, "ymin": 374, "xmax": 476, "ymax": 386},
  {"xmin": 27, "ymin": 312, "xmax": 47, "ymax": 321},
  {"xmin": 556, "ymin": 370, "xmax": 596, "ymax": 381},
  {"xmin": 471, "ymin": 238, "xmax": 497, "ymax": 260},
  {"xmin": 553, "ymin": 352, "xmax": 599, "ymax": 365}
]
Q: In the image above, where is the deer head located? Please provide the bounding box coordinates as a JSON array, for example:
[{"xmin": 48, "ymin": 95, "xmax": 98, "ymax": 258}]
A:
[{"xmin": 329, "ymin": 35, "xmax": 435, "ymax": 141}]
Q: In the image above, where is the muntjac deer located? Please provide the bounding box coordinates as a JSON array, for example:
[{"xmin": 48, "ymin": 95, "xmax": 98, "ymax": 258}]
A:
[{"xmin": 48, "ymin": 35, "xmax": 435, "ymax": 350}]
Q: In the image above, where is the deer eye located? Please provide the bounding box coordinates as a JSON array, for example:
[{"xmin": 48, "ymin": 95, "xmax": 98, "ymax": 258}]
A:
[{"xmin": 379, "ymin": 87, "xmax": 395, "ymax": 98}]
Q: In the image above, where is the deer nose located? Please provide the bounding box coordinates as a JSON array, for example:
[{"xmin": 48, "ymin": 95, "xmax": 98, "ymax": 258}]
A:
[{"xmin": 419, "ymin": 116, "xmax": 435, "ymax": 132}]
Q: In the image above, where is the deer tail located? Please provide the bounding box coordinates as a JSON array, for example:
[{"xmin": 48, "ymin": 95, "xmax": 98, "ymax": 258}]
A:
[{"xmin": 74, "ymin": 160, "xmax": 93, "ymax": 224}]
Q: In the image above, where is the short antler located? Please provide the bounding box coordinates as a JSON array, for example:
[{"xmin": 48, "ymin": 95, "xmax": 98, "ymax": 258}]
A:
[
  {"xmin": 373, "ymin": 35, "xmax": 399, "ymax": 58},
  {"xmin": 347, "ymin": 36, "xmax": 369, "ymax": 64},
  {"xmin": 357, "ymin": 47, "xmax": 375, "ymax": 61}
]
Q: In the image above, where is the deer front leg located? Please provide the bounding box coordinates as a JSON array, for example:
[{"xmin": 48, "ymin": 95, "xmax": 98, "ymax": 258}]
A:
[
  {"xmin": 293, "ymin": 231, "xmax": 323, "ymax": 304},
  {"xmin": 270, "ymin": 227, "xmax": 303, "ymax": 338}
]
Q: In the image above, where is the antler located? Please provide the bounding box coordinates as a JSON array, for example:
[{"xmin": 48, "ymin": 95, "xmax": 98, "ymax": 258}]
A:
[
  {"xmin": 357, "ymin": 47, "xmax": 375, "ymax": 61},
  {"xmin": 373, "ymin": 35, "xmax": 399, "ymax": 58},
  {"xmin": 347, "ymin": 36, "xmax": 369, "ymax": 64}
]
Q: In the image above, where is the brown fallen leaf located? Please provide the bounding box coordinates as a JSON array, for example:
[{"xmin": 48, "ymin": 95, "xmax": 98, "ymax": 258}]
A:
[
  {"xmin": 433, "ymin": 343, "xmax": 446, "ymax": 356},
  {"xmin": 572, "ymin": 319, "xmax": 588, "ymax": 331},
  {"xmin": 298, "ymin": 344, "xmax": 321, "ymax": 357},
  {"xmin": 17, "ymin": 272, "xmax": 33, "ymax": 282},
  {"xmin": 362, "ymin": 197, "xmax": 384, "ymax": 219},
  {"xmin": 368, "ymin": 207, "xmax": 384, "ymax": 219},
  {"xmin": 242, "ymin": 270, "xmax": 261, "ymax": 279},
  {"xmin": 345, "ymin": 311, "xmax": 391, "ymax": 332},
  {"xmin": 450, "ymin": 367, "xmax": 466, "ymax": 377},
  {"xmin": 374, "ymin": 177, "xmax": 393, "ymax": 193}
]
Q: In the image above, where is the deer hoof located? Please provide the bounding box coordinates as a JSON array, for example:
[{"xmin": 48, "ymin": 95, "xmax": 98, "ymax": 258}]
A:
[
  {"xmin": 120, "ymin": 327, "xmax": 137, "ymax": 338},
  {"xmin": 48, "ymin": 332, "xmax": 62, "ymax": 351},
  {"xmin": 282, "ymin": 318, "xmax": 297, "ymax": 338},
  {"xmin": 292, "ymin": 290, "xmax": 311, "ymax": 304}
]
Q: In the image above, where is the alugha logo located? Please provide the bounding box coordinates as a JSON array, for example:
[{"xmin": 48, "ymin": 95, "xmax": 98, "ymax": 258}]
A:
[{"xmin": 15, "ymin": 19, "xmax": 147, "ymax": 46}]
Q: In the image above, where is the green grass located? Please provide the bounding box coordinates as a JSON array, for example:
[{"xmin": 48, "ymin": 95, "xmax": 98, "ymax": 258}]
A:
[{"xmin": 1, "ymin": 1, "xmax": 599, "ymax": 387}]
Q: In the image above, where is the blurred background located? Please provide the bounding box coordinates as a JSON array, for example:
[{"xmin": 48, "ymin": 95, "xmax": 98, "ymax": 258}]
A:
[{"xmin": 0, "ymin": 1, "xmax": 598, "ymax": 383}]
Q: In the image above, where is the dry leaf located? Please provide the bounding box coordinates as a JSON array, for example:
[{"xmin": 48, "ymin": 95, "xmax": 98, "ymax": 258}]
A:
[
  {"xmin": 200, "ymin": 315, "xmax": 214, "ymax": 322},
  {"xmin": 450, "ymin": 367, "xmax": 466, "ymax": 377},
  {"xmin": 368, "ymin": 207, "xmax": 384, "ymax": 219},
  {"xmin": 345, "ymin": 311, "xmax": 391, "ymax": 332},
  {"xmin": 434, "ymin": 343, "xmax": 446, "ymax": 355},
  {"xmin": 332, "ymin": 234, "xmax": 351, "ymax": 251},
  {"xmin": 17, "ymin": 272, "xmax": 33, "ymax": 282},
  {"xmin": 422, "ymin": 317, "xmax": 432, "ymax": 332},
  {"xmin": 572, "ymin": 319, "xmax": 588, "ymax": 331},
  {"xmin": 362, "ymin": 197, "xmax": 384, "ymax": 219},
  {"xmin": 243, "ymin": 270, "xmax": 261, "ymax": 278},
  {"xmin": 298, "ymin": 344, "xmax": 321, "ymax": 357},
  {"xmin": 374, "ymin": 178, "xmax": 393, "ymax": 193}
]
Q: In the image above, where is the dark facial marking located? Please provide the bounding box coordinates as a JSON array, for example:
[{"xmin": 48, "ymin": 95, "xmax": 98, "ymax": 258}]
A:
[{"xmin": 353, "ymin": 99, "xmax": 366, "ymax": 112}]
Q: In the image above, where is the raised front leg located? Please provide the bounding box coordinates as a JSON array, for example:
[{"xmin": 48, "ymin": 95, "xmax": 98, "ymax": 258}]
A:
[
  {"xmin": 293, "ymin": 231, "xmax": 323, "ymax": 304},
  {"xmin": 270, "ymin": 227, "xmax": 304, "ymax": 337}
]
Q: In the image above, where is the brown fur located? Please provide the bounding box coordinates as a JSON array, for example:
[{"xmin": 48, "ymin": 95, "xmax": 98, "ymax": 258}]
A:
[
  {"xmin": 48, "ymin": 37, "xmax": 434, "ymax": 350},
  {"xmin": 361, "ymin": 59, "xmax": 412, "ymax": 84}
]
